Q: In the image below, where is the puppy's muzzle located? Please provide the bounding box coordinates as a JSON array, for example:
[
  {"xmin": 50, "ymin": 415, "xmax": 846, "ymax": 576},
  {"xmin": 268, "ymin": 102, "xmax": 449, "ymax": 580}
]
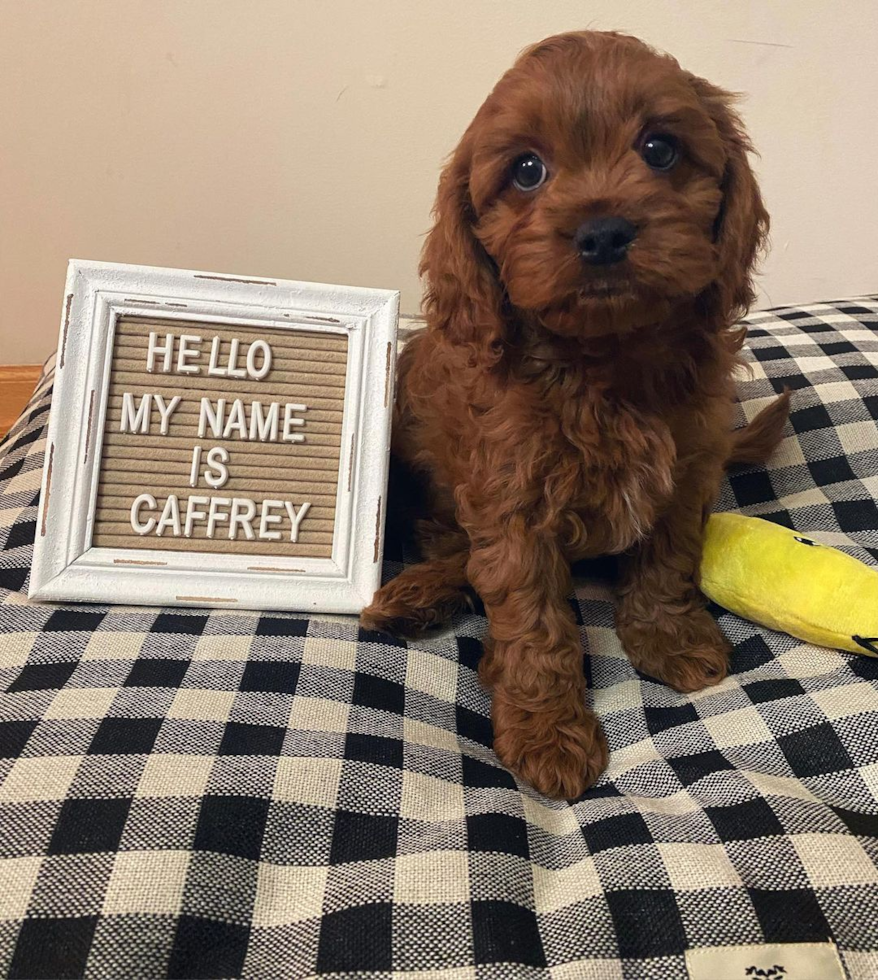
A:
[{"xmin": 575, "ymin": 217, "xmax": 637, "ymax": 266}]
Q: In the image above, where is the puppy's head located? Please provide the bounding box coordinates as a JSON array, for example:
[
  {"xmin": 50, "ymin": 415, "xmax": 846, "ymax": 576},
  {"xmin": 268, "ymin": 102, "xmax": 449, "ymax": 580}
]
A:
[{"xmin": 422, "ymin": 31, "xmax": 768, "ymax": 353}]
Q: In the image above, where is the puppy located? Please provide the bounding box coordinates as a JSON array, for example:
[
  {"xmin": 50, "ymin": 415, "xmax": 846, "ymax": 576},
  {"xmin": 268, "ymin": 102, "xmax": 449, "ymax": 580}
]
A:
[{"xmin": 363, "ymin": 31, "xmax": 789, "ymax": 798}]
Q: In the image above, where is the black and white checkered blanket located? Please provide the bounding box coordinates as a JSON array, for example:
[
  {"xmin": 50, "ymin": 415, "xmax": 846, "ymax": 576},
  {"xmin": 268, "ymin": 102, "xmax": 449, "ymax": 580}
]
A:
[{"xmin": 1, "ymin": 300, "xmax": 878, "ymax": 979}]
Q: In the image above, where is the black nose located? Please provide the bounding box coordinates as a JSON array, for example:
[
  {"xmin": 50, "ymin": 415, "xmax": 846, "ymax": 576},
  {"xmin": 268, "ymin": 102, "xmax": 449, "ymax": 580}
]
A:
[{"xmin": 574, "ymin": 217, "xmax": 637, "ymax": 265}]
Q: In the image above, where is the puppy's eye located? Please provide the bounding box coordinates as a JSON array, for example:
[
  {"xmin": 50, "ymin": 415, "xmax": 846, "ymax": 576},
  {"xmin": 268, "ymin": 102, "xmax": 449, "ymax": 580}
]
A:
[
  {"xmin": 511, "ymin": 153, "xmax": 548, "ymax": 191},
  {"xmin": 640, "ymin": 133, "xmax": 679, "ymax": 171}
]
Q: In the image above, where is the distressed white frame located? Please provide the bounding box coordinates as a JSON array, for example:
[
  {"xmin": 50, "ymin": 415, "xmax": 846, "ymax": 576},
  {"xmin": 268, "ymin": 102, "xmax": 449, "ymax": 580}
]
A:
[{"xmin": 30, "ymin": 260, "xmax": 399, "ymax": 613}]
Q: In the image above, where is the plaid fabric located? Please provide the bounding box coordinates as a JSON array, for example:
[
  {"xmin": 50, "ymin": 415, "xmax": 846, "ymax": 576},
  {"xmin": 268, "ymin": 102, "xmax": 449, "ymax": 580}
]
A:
[{"xmin": 1, "ymin": 300, "xmax": 878, "ymax": 980}]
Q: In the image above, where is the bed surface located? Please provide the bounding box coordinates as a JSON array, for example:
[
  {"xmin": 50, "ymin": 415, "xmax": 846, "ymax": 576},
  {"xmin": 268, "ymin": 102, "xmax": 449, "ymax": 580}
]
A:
[{"xmin": 1, "ymin": 299, "xmax": 877, "ymax": 979}]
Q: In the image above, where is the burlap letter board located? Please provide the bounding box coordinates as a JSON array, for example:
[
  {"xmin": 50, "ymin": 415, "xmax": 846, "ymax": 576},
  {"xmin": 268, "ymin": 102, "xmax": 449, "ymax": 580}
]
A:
[{"xmin": 91, "ymin": 316, "xmax": 347, "ymax": 558}]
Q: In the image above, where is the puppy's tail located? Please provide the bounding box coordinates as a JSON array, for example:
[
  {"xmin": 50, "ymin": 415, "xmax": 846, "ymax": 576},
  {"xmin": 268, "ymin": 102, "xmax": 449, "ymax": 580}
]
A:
[{"xmin": 727, "ymin": 389, "xmax": 792, "ymax": 467}]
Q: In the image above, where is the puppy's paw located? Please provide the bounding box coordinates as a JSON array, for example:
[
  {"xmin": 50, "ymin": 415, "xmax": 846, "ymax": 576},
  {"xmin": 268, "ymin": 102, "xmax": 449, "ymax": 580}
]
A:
[
  {"xmin": 493, "ymin": 699, "xmax": 608, "ymax": 799},
  {"xmin": 360, "ymin": 569, "xmax": 468, "ymax": 638},
  {"xmin": 359, "ymin": 589, "xmax": 431, "ymax": 638},
  {"xmin": 618, "ymin": 607, "xmax": 731, "ymax": 693}
]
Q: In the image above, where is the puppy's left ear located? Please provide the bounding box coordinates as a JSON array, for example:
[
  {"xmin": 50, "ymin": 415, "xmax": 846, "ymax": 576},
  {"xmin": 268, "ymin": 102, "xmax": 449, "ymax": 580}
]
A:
[{"xmin": 689, "ymin": 75, "xmax": 769, "ymax": 325}]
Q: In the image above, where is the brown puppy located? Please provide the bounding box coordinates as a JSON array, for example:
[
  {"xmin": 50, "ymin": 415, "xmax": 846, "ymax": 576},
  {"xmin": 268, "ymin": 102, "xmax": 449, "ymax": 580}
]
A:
[{"xmin": 363, "ymin": 31, "xmax": 789, "ymax": 798}]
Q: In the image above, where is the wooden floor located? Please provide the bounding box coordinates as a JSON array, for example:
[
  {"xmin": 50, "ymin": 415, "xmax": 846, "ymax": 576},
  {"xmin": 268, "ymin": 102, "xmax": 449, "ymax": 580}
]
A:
[{"xmin": 0, "ymin": 366, "xmax": 42, "ymax": 439}]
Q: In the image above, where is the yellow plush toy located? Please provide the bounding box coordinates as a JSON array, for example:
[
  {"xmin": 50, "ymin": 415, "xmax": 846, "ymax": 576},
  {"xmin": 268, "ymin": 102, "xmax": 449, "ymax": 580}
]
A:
[{"xmin": 700, "ymin": 512, "xmax": 878, "ymax": 657}]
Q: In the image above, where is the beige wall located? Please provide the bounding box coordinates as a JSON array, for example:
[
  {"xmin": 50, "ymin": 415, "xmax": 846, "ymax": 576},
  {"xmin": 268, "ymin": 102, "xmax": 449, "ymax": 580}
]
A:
[{"xmin": 2, "ymin": 0, "xmax": 876, "ymax": 364}]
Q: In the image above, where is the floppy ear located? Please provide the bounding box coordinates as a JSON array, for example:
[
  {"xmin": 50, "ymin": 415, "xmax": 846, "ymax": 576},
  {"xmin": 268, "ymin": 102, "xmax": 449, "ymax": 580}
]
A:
[
  {"xmin": 419, "ymin": 139, "xmax": 507, "ymax": 365},
  {"xmin": 689, "ymin": 76, "xmax": 770, "ymax": 325}
]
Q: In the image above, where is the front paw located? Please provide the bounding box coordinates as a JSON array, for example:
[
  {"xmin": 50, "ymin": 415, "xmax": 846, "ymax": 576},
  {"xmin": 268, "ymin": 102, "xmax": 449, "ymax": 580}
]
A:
[
  {"xmin": 492, "ymin": 695, "xmax": 608, "ymax": 799},
  {"xmin": 618, "ymin": 606, "xmax": 731, "ymax": 693}
]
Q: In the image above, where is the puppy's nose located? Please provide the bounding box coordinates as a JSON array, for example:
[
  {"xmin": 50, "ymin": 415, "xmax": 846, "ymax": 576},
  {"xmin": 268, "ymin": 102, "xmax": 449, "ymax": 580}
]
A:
[{"xmin": 575, "ymin": 217, "xmax": 637, "ymax": 265}]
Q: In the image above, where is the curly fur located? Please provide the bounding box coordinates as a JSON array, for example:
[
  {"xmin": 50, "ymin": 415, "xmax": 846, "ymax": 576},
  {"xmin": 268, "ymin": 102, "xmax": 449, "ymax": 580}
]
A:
[{"xmin": 362, "ymin": 31, "xmax": 788, "ymax": 799}]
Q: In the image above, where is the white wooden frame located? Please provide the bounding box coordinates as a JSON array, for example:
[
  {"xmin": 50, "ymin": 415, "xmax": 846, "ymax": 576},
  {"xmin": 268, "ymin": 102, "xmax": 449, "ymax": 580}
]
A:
[{"xmin": 29, "ymin": 260, "xmax": 399, "ymax": 613}]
